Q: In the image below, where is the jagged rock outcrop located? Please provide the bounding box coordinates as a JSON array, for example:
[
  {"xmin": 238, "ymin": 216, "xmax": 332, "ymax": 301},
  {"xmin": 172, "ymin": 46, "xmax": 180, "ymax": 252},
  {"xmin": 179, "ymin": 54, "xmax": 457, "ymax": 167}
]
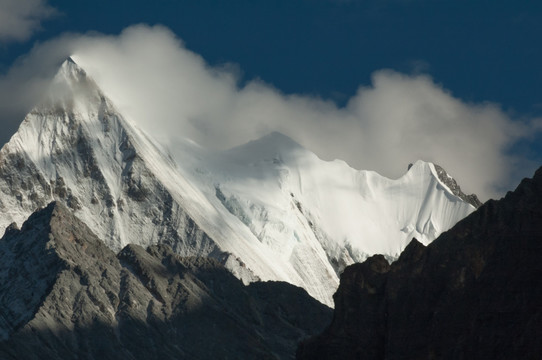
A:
[
  {"xmin": 0, "ymin": 202, "xmax": 332, "ymax": 359},
  {"xmin": 433, "ymin": 163, "xmax": 482, "ymax": 208},
  {"xmin": 297, "ymin": 166, "xmax": 542, "ymax": 359}
]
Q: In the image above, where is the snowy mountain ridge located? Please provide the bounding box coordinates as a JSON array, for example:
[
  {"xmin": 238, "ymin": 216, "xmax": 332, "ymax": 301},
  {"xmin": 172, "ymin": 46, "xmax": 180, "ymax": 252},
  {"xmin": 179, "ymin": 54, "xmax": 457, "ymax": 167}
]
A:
[{"xmin": 0, "ymin": 58, "xmax": 477, "ymax": 306}]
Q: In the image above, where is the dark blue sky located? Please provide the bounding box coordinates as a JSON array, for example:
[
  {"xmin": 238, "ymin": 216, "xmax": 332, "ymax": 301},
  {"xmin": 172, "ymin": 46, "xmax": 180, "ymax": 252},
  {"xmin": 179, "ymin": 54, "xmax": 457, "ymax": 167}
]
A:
[{"xmin": 2, "ymin": 0, "xmax": 541, "ymax": 115}]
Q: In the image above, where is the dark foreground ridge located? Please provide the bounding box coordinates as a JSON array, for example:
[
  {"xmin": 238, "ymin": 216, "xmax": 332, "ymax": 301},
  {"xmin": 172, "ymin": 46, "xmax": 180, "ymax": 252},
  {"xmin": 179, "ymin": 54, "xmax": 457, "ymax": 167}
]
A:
[
  {"xmin": 0, "ymin": 202, "xmax": 332, "ymax": 359},
  {"xmin": 298, "ymin": 166, "xmax": 542, "ymax": 359}
]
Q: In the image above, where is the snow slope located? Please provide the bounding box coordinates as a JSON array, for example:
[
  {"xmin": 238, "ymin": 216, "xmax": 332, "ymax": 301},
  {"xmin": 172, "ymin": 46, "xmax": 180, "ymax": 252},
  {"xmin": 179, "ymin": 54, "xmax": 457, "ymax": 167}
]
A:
[
  {"xmin": 0, "ymin": 58, "xmax": 476, "ymax": 306},
  {"xmin": 194, "ymin": 132, "xmax": 476, "ymax": 272}
]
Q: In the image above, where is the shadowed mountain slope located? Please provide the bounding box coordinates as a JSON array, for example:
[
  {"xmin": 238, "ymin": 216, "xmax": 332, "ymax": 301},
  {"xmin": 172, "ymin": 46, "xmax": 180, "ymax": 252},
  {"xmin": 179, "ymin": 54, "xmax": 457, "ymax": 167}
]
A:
[{"xmin": 0, "ymin": 202, "xmax": 331, "ymax": 360}]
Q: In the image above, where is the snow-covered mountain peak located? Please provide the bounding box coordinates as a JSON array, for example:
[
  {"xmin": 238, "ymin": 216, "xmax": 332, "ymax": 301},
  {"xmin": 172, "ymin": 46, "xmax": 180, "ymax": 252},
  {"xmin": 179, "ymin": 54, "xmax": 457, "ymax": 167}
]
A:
[
  {"xmin": 244, "ymin": 131, "xmax": 305, "ymax": 152},
  {"xmin": 223, "ymin": 131, "xmax": 308, "ymax": 165},
  {"xmin": 56, "ymin": 56, "xmax": 84, "ymax": 79},
  {"xmin": 0, "ymin": 58, "xmax": 210, "ymax": 252},
  {"xmin": 32, "ymin": 56, "xmax": 106, "ymax": 119},
  {"xmin": 223, "ymin": 133, "xmax": 472, "ymax": 208},
  {"xmin": 210, "ymin": 136, "xmax": 477, "ymax": 281}
]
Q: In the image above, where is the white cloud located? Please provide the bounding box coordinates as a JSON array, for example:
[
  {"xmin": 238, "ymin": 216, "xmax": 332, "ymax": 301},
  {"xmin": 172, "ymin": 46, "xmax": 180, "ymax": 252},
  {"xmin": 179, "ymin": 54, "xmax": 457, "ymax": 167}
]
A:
[
  {"xmin": 0, "ymin": 0, "xmax": 55, "ymax": 42},
  {"xmin": 0, "ymin": 24, "xmax": 539, "ymax": 200}
]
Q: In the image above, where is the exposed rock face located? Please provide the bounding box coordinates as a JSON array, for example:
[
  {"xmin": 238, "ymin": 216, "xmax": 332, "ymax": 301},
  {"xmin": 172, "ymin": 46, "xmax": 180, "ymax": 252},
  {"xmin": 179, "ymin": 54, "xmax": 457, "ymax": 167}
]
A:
[
  {"xmin": 433, "ymin": 163, "xmax": 482, "ymax": 208},
  {"xmin": 0, "ymin": 202, "xmax": 332, "ymax": 359},
  {"xmin": 297, "ymin": 166, "xmax": 542, "ymax": 359}
]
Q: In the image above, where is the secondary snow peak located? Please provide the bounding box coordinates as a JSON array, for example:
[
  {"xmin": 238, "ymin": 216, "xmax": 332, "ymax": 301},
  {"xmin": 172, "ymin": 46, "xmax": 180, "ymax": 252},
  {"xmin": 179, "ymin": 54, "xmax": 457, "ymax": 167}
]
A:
[{"xmin": 224, "ymin": 131, "xmax": 306, "ymax": 163}]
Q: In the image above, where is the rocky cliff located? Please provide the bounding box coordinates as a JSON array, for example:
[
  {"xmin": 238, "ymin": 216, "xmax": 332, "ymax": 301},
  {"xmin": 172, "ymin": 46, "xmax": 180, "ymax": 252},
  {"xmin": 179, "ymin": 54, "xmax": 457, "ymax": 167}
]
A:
[
  {"xmin": 0, "ymin": 202, "xmax": 332, "ymax": 359},
  {"xmin": 297, "ymin": 166, "xmax": 542, "ymax": 359}
]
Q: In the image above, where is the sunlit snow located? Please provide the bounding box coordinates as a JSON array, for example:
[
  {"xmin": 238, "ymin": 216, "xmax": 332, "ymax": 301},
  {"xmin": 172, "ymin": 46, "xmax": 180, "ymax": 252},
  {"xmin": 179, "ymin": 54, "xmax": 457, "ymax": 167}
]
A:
[{"xmin": 0, "ymin": 59, "xmax": 475, "ymax": 306}]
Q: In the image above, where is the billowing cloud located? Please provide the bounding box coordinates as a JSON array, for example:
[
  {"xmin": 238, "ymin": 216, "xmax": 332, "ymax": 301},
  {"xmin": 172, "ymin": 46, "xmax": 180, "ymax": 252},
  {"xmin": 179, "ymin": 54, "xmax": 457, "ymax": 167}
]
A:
[
  {"xmin": 0, "ymin": 0, "xmax": 56, "ymax": 42},
  {"xmin": 0, "ymin": 24, "xmax": 539, "ymax": 200}
]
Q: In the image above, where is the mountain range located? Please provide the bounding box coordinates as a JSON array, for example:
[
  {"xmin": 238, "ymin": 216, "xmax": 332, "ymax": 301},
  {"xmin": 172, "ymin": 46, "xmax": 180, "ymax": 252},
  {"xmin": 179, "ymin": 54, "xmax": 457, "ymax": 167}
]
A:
[{"xmin": 0, "ymin": 58, "xmax": 477, "ymax": 306}]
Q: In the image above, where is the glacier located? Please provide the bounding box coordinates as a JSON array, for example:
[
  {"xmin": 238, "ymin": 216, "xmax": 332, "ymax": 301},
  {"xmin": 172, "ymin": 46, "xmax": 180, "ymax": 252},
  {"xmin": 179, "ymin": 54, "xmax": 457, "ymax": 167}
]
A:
[{"xmin": 0, "ymin": 58, "xmax": 477, "ymax": 306}]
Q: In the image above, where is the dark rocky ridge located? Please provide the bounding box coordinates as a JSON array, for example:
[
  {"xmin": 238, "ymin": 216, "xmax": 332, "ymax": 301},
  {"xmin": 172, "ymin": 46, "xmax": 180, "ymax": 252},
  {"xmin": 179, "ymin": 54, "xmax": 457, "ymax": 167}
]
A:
[
  {"xmin": 297, "ymin": 166, "xmax": 542, "ymax": 359},
  {"xmin": 0, "ymin": 202, "xmax": 332, "ymax": 359}
]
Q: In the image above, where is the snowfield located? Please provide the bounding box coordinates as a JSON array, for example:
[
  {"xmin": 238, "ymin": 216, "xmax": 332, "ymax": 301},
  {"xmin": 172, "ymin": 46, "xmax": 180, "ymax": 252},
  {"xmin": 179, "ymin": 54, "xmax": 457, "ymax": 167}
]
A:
[{"xmin": 0, "ymin": 58, "xmax": 476, "ymax": 306}]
